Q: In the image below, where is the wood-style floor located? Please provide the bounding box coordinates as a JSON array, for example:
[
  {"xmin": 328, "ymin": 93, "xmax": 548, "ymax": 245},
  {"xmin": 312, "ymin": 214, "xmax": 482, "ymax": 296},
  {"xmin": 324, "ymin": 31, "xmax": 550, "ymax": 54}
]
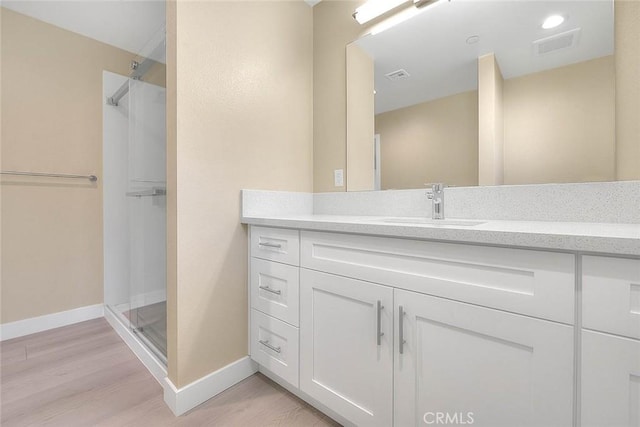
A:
[{"xmin": 0, "ymin": 318, "xmax": 340, "ymax": 427}]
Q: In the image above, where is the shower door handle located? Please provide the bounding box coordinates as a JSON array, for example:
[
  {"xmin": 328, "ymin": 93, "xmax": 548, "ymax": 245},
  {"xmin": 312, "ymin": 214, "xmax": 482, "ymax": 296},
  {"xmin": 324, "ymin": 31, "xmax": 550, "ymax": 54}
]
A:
[{"xmin": 126, "ymin": 187, "xmax": 166, "ymax": 197}]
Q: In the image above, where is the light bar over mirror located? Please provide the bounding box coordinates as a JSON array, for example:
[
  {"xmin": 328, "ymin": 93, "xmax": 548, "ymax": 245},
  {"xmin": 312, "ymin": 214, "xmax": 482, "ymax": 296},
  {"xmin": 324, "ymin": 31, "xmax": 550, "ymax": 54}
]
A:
[{"xmin": 353, "ymin": 0, "xmax": 410, "ymax": 25}]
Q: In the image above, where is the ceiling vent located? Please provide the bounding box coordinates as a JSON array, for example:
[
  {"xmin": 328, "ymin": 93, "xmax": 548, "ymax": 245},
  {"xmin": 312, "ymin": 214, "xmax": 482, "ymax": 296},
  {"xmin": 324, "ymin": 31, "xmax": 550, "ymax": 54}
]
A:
[
  {"xmin": 533, "ymin": 28, "xmax": 581, "ymax": 56},
  {"xmin": 385, "ymin": 69, "xmax": 411, "ymax": 81}
]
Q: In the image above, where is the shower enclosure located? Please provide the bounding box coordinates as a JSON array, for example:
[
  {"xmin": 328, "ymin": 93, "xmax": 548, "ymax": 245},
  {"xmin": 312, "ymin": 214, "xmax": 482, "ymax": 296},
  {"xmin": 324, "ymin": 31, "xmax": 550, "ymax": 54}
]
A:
[{"xmin": 103, "ymin": 27, "xmax": 167, "ymax": 363}]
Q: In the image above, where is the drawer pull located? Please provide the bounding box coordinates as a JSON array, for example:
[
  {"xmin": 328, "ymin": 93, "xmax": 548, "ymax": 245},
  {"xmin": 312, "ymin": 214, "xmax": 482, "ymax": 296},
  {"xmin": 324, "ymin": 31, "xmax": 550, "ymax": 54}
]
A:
[
  {"xmin": 259, "ymin": 339, "xmax": 281, "ymax": 354},
  {"xmin": 258, "ymin": 242, "xmax": 282, "ymax": 249},
  {"xmin": 399, "ymin": 305, "xmax": 406, "ymax": 355},
  {"xmin": 259, "ymin": 285, "xmax": 282, "ymax": 295},
  {"xmin": 377, "ymin": 300, "xmax": 384, "ymax": 346}
]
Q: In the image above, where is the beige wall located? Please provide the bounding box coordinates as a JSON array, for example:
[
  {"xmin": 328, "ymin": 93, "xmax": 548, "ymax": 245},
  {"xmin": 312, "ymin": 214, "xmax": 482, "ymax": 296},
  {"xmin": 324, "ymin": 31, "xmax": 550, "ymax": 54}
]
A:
[
  {"xmin": 166, "ymin": 0, "xmax": 178, "ymax": 383},
  {"xmin": 504, "ymin": 55, "xmax": 615, "ymax": 185},
  {"xmin": 346, "ymin": 43, "xmax": 374, "ymax": 191},
  {"xmin": 615, "ymin": 0, "xmax": 640, "ymax": 180},
  {"xmin": 0, "ymin": 8, "xmax": 137, "ymax": 323},
  {"xmin": 168, "ymin": 1, "xmax": 312, "ymax": 387},
  {"xmin": 313, "ymin": 0, "xmax": 365, "ymax": 192},
  {"xmin": 478, "ymin": 53, "xmax": 504, "ymax": 186},
  {"xmin": 376, "ymin": 90, "xmax": 478, "ymax": 189}
]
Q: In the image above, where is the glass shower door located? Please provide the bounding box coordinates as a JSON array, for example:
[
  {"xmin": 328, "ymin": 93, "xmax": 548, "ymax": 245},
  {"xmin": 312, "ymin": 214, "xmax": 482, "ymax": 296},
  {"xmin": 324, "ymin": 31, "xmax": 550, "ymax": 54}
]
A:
[{"xmin": 127, "ymin": 58, "xmax": 167, "ymax": 359}]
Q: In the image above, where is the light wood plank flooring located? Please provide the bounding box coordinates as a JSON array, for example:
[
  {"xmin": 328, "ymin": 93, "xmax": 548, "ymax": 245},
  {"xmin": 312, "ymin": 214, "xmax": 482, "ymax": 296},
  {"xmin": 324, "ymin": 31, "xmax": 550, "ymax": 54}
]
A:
[{"xmin": 0, "ymin": 318, "xmax": 340, "ymax": 427}]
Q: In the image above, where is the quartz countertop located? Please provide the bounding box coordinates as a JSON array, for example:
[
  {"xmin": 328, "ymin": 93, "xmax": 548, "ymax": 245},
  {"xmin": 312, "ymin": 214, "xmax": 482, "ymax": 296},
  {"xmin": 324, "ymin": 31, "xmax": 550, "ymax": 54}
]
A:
[{"xmin": 241, "ymin": 214, "xmax": 640, "ymax": 256}]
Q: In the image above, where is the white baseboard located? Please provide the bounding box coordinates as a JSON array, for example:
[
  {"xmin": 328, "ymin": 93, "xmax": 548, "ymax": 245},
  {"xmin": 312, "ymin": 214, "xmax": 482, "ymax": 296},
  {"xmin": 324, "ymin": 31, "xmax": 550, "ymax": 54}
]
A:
[
  {"xmin": 0, "ymin": 303, "xmax": 104, "ymax": 341},
  {"xmin": 163, "ymin": 356, "xmax": 258, "ymax": 416},
  {"xmin": 104, "ymin": 306, "xmax": 167, "ymax": 385}
]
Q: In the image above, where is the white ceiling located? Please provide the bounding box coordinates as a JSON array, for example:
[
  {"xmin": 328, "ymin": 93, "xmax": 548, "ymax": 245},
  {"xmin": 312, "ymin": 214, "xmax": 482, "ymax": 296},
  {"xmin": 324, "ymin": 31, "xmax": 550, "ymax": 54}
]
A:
[
  {"xmin": 2, "ymin": 0, "xmax": 166, "ymax": 59},
  {"xmin": 355, "ymin": 0, "xmax": 614, "ymax": 114}
]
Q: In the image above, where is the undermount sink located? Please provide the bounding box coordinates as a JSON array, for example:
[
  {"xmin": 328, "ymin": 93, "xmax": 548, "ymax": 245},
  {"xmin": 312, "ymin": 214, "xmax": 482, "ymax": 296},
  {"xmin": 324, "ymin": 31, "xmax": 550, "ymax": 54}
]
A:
[{"xmin": 379, "ymin": 218, "xmax": 486, "ymax": 227}]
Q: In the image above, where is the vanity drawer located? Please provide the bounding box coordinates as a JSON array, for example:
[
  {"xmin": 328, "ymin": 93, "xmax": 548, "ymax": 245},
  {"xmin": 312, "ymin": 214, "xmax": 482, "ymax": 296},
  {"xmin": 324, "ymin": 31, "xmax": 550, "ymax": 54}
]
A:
[
  {"xmin": 251, "ymin": 309, "xmax": 299, "ymax": 388},
  {"xmin": 251, "ymin": 257, "xmax": 299, "ymax": 326},
  {"xmin": 583, "ymin": 256, "xmax": 640, "ymax": 340},
  {"xmin": 301, "ymin": 231, "xmax": 575, "ymax": 324},
  {"xmin": 250, "ymin": 226, "xmax": 300, "ymax": 266}
]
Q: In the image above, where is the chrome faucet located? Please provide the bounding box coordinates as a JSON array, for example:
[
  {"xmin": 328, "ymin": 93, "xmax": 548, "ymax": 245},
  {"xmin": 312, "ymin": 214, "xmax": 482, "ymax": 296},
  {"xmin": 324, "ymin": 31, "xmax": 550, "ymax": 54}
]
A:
[{"xmin": 426, "ymin": 183, "xmax": 446, "ymax": 219}]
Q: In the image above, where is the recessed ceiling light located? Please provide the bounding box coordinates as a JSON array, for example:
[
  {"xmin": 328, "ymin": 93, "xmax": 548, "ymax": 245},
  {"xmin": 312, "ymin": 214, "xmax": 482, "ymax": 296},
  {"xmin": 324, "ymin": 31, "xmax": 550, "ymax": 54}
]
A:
[
  {"xmin": 542, "ymin": 15, "xmax": 565, "ymax": 30},
  {"xmin": 466, "ymin": 35, "xmax": 480, "ymax": 45}
]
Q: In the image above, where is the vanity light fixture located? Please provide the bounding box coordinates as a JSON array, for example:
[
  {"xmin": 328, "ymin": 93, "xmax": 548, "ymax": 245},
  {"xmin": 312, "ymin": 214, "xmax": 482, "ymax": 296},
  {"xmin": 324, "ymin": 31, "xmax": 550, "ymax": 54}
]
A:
[
  {"xmin": 365, "ymin": 0, "xmax": 448, "ymax": 35},
  {"xmin": 369, "ymin": 6, "xmax": 420, "ymax": 35},
  {"xmin": 353, "ymin": 0, "xmax": 410, "ymax": 24},
  {"xmin": 414, "ymin": 0, "xmax": 442, "ymax": 8},
  {"xmin": 542, "ymin": 14, "xmax": 565, "ymax": 29}
]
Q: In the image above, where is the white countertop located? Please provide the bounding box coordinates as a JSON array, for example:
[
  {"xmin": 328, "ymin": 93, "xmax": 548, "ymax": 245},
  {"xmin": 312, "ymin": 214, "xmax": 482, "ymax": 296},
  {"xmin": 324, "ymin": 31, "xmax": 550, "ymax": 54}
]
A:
[{"xmin": 241, "ymin": 214, "xmax": 640, "ymax": 256}]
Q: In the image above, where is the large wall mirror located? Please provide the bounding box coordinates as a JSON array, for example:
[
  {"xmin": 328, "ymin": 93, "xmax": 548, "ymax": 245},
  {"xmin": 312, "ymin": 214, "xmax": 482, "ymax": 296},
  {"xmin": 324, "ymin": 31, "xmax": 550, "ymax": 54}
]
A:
[{"xmin": 346, "ymin": 0, "xmax": 629, "ymax": 191}]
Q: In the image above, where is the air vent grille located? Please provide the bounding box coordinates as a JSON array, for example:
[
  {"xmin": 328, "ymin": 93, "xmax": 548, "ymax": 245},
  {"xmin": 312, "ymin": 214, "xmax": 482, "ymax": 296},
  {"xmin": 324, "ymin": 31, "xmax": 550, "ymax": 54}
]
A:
[
  {"xmin": 385, "ymin": 69, "xmax": 410, "ymax": 81},
  {"xmin": 533, "ymin": 28, "xmax": 581, "ymax": 55}
]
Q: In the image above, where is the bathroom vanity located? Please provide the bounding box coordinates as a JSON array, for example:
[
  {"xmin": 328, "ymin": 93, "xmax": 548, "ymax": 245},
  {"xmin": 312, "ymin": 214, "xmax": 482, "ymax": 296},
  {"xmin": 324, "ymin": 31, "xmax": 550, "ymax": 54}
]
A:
[{"xmin": 242, "ymin": 187, "xmax": 640, "ymax": 427}]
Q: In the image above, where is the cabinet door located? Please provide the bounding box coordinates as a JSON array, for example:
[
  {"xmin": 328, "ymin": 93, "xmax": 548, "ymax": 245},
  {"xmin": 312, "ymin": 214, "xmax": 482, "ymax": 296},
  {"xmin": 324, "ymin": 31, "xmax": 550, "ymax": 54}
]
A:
[
  {"xmin": 300, "ymin": 269, "xmax": 393, "ymax": 427},
  {"xmin": 395, "ymin": 289, "xmax": 574, "ymax": 427},
  {"xmin": 582, "ymin": 330, "xmax": 640, "ymax": 427}
]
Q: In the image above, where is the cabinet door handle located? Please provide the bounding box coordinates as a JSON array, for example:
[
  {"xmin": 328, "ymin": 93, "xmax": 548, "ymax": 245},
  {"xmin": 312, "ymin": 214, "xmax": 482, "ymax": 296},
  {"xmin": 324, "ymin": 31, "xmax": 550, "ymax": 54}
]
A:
[
  {"xmin": 399, "ymin": 305, "xmax": 406, "ymax": 354},
  {"xmin": 377, "ymin": 300, "xmax": 384, "ymax": 346},
  {"xmin": 258, "ymin": 339, "xmax": 281, "ymax": 354},
  {"xmin": 258, "ymin": 285, "xmax": 282, "ymax": 295},
  {"xmin": 258, "ymin": 242, "xmax": 282, "ymax": 249}
]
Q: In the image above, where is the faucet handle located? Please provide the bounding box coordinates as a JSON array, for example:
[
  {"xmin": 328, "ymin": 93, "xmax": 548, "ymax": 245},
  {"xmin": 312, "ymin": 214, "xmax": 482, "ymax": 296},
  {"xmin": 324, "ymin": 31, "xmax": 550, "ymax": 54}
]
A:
[{"xmin": 424, "ymin": 182, "xmax": 448, "ymax": 192}]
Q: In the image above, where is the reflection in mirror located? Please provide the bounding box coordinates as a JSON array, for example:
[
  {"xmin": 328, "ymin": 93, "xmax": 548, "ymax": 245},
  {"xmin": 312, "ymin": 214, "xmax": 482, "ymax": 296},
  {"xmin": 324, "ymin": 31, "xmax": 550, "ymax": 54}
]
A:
[{"xmin": 347, "ymin": 0, "xmax": 618, "ymax": 190}]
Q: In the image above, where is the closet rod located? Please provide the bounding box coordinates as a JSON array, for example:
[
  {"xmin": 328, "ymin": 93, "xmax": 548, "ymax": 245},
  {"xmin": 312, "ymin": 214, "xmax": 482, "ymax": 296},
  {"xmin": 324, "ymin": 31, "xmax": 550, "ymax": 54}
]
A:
[{"xmin": 0, "ymin": 170, "xmax": 98, "ymax": 182}]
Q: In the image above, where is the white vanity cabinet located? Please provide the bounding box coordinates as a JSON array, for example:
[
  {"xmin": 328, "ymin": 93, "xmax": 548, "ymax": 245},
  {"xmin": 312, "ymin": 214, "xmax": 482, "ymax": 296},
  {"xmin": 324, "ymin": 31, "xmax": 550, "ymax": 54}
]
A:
[
  {"xmin": 246, "ymin": 225, "xmax": 640, "ymax": 427},
  {"xmin": 394, "ymin": 289, "xmax": 574, "ymax": 427},
  {"xmin": 581, "ymin": 256, "xmax": 640, "ymax": 427}
]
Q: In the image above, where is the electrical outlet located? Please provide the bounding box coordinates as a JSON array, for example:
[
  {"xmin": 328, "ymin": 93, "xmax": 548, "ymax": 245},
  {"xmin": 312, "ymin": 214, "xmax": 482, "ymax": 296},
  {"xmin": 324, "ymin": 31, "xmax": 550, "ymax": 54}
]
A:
[{"xmin": 334, "ymin": 169, "xmax": 344, "ymax": 187}]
